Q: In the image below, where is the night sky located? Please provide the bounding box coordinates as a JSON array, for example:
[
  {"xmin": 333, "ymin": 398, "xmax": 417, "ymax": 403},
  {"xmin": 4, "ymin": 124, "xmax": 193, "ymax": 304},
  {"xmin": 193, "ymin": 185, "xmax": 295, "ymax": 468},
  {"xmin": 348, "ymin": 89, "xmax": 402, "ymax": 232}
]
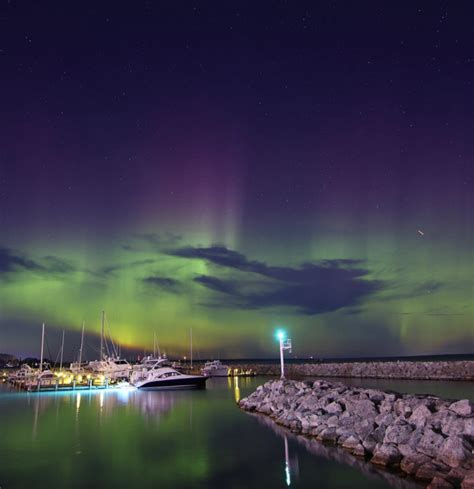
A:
[{"xmin": 1, "ymin": 1, "xmax": 473, "ymax": 359}]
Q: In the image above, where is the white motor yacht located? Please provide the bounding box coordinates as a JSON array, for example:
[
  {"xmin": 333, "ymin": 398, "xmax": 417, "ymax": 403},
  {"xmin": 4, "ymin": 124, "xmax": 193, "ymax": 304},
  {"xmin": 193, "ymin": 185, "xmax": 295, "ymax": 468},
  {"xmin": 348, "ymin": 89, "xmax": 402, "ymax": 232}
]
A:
[
  {"xmin": 201, "ymin": 360, "xmax": 230, "ymax": 377},
  {"xmin": 88, "ymin": 356, "xmax": 131, "ymax": 380},
  {"xmin": 131, "ymin": 363, "xmax": 207, "ymax": 390},
  {"xmin": 9, "ymin": 364, "xmax": 37, "ymax": 382}
]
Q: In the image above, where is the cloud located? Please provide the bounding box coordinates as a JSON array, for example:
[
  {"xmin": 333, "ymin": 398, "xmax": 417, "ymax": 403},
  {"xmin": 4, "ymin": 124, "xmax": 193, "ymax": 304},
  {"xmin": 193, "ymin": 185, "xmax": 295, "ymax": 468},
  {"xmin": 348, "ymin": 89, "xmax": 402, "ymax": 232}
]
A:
[
  {"xmin": 0, "ymin": 247, "xmax": 77, "ymax": 277},
  {"xmin": 380, "ymin": 280, "xmax": 444, "ymax": 302},
  {"xmin": 142, "ymin": 275, "xmax": 181, "ymax": 293},
  {"xmin": 41, "ymin": 255, "xmax": 77, "ymax": 274},
  {"xmin": 194, "ymin": 275, "xmax": 239, "ymax": 295},
  {"xmin": 100, "ymin": 259, "xmax": 156, "ymax": 275},
  {"xmin": 0, "ymin": 247, "xmax": 42, "ymax": 273},
  {"xmin": 170, "ymin": 245, "xmax": 382, "ymax": 315}
]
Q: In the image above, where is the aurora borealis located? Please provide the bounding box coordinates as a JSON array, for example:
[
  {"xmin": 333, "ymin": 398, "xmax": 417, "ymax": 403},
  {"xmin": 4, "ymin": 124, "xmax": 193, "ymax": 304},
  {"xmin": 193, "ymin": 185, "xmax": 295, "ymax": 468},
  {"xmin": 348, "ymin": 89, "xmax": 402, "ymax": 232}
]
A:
[{"xmin": 1, "ymin": 2, "xmax": 473, "ymax": 359}]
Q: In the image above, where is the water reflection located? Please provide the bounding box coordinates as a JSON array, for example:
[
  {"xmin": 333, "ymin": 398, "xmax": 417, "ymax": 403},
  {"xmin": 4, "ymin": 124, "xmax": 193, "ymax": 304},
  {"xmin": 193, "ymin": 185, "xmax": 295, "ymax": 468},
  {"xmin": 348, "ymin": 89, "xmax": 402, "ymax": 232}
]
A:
[
  {"xmin": 233, "ymin": 376, "xmax": 241, "ymax": 403},
  {"xmin": 1, "ymin": 378, "xmax": 469, "ymax": 489},
  {"xmin": 253, "ymin": 413, "xmax": 419, "ymax": 489},
  {"xmin": 284, "ymin": 434, "xmax": 300, "ymax": 486},
  {"xmin": 25, "ymin": 387, "xmax": 187, "ymax": 423}
]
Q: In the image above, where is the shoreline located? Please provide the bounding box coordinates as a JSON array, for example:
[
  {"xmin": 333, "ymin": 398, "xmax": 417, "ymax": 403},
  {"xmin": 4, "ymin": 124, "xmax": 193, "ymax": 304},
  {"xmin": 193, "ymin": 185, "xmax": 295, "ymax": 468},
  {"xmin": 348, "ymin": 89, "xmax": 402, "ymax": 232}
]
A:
[{"xmin": 239, "ymin": 379, "xmax": 474, "ymax": 488}]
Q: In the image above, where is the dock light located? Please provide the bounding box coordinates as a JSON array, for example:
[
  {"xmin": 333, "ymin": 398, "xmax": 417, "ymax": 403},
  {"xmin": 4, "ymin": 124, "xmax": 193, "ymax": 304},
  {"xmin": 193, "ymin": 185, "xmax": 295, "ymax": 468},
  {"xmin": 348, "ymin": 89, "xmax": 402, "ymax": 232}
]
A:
[{"xmin": 275, "ymin": 328, "xmax": 292, "ymax": 380}]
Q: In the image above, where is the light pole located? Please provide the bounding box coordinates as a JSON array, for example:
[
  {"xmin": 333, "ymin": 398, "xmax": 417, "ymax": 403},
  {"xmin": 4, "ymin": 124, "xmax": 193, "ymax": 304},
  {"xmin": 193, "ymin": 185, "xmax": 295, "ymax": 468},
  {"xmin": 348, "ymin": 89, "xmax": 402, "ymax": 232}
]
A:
[{"xmin": 276, "ymin": 329, "xmax": 292, "ymax": 379}]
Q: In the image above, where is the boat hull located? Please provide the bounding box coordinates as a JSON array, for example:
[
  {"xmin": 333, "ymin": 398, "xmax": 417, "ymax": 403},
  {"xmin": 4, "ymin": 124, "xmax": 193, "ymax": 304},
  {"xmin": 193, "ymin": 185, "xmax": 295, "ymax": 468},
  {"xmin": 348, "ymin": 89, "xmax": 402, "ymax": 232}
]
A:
[
  {"xmin": 137, "ymin": 376, "xmax": 207, "ymax": 390},
  {"xmin": 202, "ymin": 367, "xmax": 229, "ymax": 377}
]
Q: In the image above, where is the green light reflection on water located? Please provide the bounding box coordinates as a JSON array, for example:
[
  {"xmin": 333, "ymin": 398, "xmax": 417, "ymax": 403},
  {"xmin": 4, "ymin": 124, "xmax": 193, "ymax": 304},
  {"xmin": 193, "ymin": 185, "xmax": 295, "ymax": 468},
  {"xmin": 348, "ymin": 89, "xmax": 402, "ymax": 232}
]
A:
[{"xmin": 2, "ymin": 377, "xmax": 469, "ymax": 489}]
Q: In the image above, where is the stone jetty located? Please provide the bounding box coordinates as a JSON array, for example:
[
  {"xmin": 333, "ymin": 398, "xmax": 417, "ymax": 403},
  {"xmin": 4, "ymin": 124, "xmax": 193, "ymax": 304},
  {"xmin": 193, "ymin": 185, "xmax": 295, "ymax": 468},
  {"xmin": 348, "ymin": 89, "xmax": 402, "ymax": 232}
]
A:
[
  {"xmin": 239, "ymin": 379, "xmax": 474, "ymax": 488},
  {"xmin": 232, "ymin": 360, "xmax": 474, "ymax": 380}
]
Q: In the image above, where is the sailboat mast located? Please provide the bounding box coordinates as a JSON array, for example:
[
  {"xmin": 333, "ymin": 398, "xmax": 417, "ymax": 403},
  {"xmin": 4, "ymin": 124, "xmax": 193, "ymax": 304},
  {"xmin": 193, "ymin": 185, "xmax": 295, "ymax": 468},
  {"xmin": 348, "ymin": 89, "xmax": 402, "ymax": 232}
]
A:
[
  {"xmin": 40, "ymin": 323, "xmax": 45, "ymax": 373},
  {"xmin": 100, "ymin": 310, "xmax": 105, "ymax": 361},
  {"xmin": 59, "ymin": 329, "xmax": 65, "ymax": 371},
  {"xmin": 79, "ymin": 321, "xmax": 85, "ymax": 365},
  {"xmin": 153, "ymin": 331, "xmax": 156, "ymax": 357},
  {"xmin": 190, "ymin": 328, "xmax": 193, "ymax": 369}
]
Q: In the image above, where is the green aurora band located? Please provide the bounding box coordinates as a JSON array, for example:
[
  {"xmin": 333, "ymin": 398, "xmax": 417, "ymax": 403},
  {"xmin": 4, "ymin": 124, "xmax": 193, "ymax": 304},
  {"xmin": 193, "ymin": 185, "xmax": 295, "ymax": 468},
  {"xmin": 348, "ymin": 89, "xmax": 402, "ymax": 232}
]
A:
[{"xmin": 1, "ymin": 224, "xmax": 472, "ymax": 359}]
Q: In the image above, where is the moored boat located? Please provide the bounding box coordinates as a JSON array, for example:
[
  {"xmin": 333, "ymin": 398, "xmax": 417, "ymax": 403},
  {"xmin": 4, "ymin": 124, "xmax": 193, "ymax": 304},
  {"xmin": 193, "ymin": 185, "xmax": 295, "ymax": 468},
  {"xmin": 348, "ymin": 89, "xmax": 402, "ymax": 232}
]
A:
[
  {"xmin": 201, "ymin": 360, "xmax": 230, "ymax": 377},
  {"xmin": 88, "ymin": 356, "xmax": 131, "ymax": 380},
  {"xmin": 131, "ymin": 364, "xmax": 207, "ymax": 390}
]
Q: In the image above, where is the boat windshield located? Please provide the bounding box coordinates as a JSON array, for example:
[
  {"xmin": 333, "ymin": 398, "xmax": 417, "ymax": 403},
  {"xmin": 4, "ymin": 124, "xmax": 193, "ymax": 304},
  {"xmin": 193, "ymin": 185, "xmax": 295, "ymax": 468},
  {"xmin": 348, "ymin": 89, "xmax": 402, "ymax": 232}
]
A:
[{"xmin": 158, "ymin": 371, "xmax": 180, "ymax": 378}]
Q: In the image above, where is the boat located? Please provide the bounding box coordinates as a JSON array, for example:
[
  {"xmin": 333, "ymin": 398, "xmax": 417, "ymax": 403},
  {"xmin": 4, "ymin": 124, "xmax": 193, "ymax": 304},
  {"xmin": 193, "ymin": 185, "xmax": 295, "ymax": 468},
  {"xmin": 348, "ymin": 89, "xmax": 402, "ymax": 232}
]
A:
[
  {"xmin": 131, "ymin": 362, "xmax": 207, "ymax": 390},
  {"xmin": 87, "ymin": 311, "xmax": 131, "ymax": 380},
  {"xmin": 133, "ymin": 354, "xmax": 171, "ymax": 371},
  {"xmin": 8, "ymin": 364, "xmax": 37, "ymax": 382},
  {"xmin": 201, "ymin": 360, "xmax": 230, "ymax": 377},
  {"xmin": 88, "ymin": 356, "xmax": 131, "ymax": 380}
]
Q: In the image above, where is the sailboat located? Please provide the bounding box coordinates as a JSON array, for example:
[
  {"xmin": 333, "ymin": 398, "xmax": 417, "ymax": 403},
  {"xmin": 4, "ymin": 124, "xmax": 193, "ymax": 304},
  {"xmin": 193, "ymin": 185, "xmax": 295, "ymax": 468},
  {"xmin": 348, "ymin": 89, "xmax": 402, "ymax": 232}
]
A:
[
  {"xmin": 87, "ymin": 311, "xmax": 131, "ymax": 380},
  {"xmin": 70, "ymin": 322, "xmax": 87, "ymax": 374},
  {"xmin": 134, "ymin": 332, "xmax": 171, "ymax": 369},
  {"xmin": 24, "ymin": 323, "xmax": 55, "ymax": 388}
]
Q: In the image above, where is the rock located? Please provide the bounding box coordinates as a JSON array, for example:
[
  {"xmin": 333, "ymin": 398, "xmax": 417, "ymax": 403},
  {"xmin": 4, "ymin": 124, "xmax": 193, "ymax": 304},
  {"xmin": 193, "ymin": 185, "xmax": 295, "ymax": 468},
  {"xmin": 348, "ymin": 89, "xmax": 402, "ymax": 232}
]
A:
[
  {"xmin": 310, "ymin": 424, "xmax": 327, "ymax": 437},
  {"xmin": 462, "ymin": 471, "xmax": 474, "ymax": 489},
  {"xmin": 341, "ymin": 435, "xmax": 361, "ymax": 451},
  {"xmin": 239, "ymin": 379, "xmax": 474, "ymax": 487},
  {"xmin": 398, "ymin": 443, "xmax": 418, "ymax": 458},
  {"xmin": 362, "ymin": 435, "xmax": 377, "ymax": 454},
  {"xmin": 372, "ymin": 425, "xmax": 387, "ymax": 443},
  {"xmin": 433, "ymin": 411, "xmax": 466, "ymax": 437},
  {"xmin": 400, "ymin": 453, "xmax": 430, "ymax": 475},
  {"xmin": 354, "ymin": 418, "xmax": 375, "ymax": 439},
  {"xmin": 345, "ymin": 399, "xmax": 378, "ymax": 418},
  {"xmin": 308, "ymin": 414, "xmax": 324, "ymax": 428},
  {"xmin": 326, "ymin": 415, "xmax": 340, "ymax": 428},
  {"xmin": 427, "ymin": 475, "xmax": 454, "ymax": 488},
  {"xmin": 365, "ymin": 389, "xmax": 385, "ymax": 403},
  {"xmin": 464, "ymin": 418, "xmax": 474, "ymax": 438},
  {"xmin": 325, "ymin": 401, "xmax": 342, "ymax": 414},
  {"xmin": 450, "ymin": 400, "xmax": 473, "ymax": 417},
  {"xmin": 394, "ymin": 398, "xmax": 414, "ymax": 417},
  {"xmin": 352, "ymin": 443, "xmax": 366, "ymax": 457},
  {"xmin": 318, "ymin": 427, "xmax": 338, "ymax": 443},
  {"xmin": 383, "ymin": 422, "xmax": 413, "ymax": 444},
  {"xmin": 409, "ymin": 404, "xmax": 433, "ymax": 428},
  {"xmin": 417, "ymin": 428, "xmax": 446, "ymax": 458},
  {"xmin": 438, "ymin": 436, "xmax": 471, "ymax": 468},
  {"xmin": 416, "ymin": 461, "xmax": 438, "ymax": 481},
  {"xmin": 446, "ymin": 467, "xmax": 467, "ymax": 485},
  {"xmin": 371, "ymin": 443, "xmax": 402, "ymax": 466},
  {"xmin": 375, "ymin": 412, "xmax": 395, "ymax": 426},
  {"xmin": 379, "ymin": 399, "xmax": 395, "ymax": 415},
  {"xmin": 384, "ymin": 392, "xmax": 399, "ymax": 402}
]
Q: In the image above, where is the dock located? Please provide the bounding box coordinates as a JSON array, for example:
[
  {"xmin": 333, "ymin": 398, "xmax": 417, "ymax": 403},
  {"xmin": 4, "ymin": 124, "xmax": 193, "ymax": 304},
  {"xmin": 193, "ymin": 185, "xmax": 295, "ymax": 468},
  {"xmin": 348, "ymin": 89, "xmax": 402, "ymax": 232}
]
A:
[{"xmin": 4, "ymin": 372, "xmax": 121, "ymax": 393}]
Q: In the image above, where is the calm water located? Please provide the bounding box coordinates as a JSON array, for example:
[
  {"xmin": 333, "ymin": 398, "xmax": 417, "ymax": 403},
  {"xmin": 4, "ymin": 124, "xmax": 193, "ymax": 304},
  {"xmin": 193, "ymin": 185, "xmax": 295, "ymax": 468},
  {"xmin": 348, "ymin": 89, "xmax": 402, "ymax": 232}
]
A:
[{"xmin": 0, "ymin": 377, "xmax": 472, "ymax": 489}]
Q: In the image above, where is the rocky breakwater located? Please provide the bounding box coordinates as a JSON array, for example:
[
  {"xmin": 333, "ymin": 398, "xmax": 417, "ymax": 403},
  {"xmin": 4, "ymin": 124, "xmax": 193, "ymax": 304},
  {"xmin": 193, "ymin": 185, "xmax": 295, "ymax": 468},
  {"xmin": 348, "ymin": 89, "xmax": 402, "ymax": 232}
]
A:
[
  {"xmin": 239, "ymin": 379, "xmax": 474, "ymax": 488},
  {"xmin": 232, "ymin": 360, "xmax": 474, "ymax": 380}
]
